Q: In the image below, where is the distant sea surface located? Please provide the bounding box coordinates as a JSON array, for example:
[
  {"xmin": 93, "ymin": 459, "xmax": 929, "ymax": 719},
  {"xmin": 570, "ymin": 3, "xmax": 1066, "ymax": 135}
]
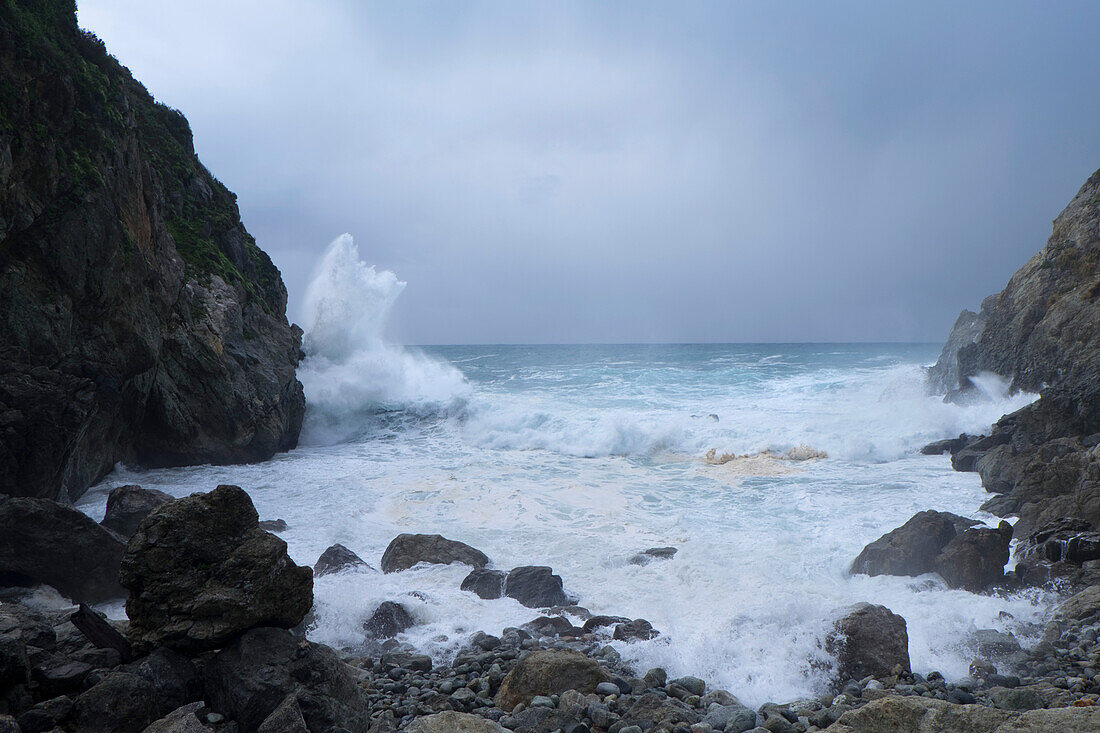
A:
[{"xmin": 80, "ymin": 239, "xmax": 1049, "ymax": 705}]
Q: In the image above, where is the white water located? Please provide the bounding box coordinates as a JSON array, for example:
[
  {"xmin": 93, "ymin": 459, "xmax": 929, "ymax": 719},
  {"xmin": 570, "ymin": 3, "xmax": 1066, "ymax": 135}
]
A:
[{"xmin": 79, "ymin": 238, "xmax": 1051, "ymax": 706}]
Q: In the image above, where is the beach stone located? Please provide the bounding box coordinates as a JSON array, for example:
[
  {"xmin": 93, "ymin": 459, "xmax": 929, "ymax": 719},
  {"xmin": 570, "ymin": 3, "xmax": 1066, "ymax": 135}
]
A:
[
  {"xmin": 363, "ymin": 601, "xmax": 413, "ymax": 638},
  {"xmin": 823, "ymin": 694, "xmax": 1100, "ymax": 732},
  {"xmin": 119, "ymin": 485, "xmax": 313, "ymax": 653},
  {"xmin": 614, "ymin": 618, "xmax": 659, "ymax": 641},
  {"xmin": 827, "ymin": 603, "xmax": 910, "ymax": 685},
  {"xmin": 381, "ymin": 650, "xmax": 432, "ymax": 672},
  {"xmin": 672, "ymin": 676, "xmax": 706, "ymax": 696},
  {"xmin": 313, "ymin": 543, "xmax": 372, "ymax": 576},
  {"xmin": 934, "ymin": 522, "xmax": 1013, "ymax": 592},
  {"xmin": 620, "ymin": 692, "xmax": 702, "ymax": 729},
  {"xmin": 988, "ymin": 686, "xmax": 1043, "ymax": 711},
  {"xmin": 380, "ymin": 533, "xmax": 489, "ymax": 573},
  {"xmin": 203, "ymin": 626, "xmax": 371, "ymax": 733},
  {"xmin": 705, "ymin": 704, "xmax": 757, "ymax": 733},
  {"xmin": 70, "ymin": 672, "xmax": 160, "ymax": 733},
  {"xmin": 406, "ymin": 711, "xmax": 506, "ymax": 732},
  {"xmin": 461, "ymin": 568, "xmax": 507, "ymax": 599},
  {"xmin": 100, "ymin": 485, "xmax": 173, "ymax": 538},
  {"xmin": 850, "ymin": 510, "xmax": 973, "ymax": 578},
  {"xmin": 495, "ymin": 649, "xmax": 611, "ymax": 711},
  {"xmin": 141, "ymin": 702, "xmax": 213, "ymax": 733},
  {"xmin": 596, "ymin": 682, "xmax": 619, "ymax": 696},
  {"xmin": 0, "ymin": 496, "xmax": 127, "ymax": 603},
  {"xmin": 524, "ymin": 615, "xmax": 582, "ymax": 637},
  {"xmin": 504, "ymin": 566, "xmax": 569, "ymax": 608}
]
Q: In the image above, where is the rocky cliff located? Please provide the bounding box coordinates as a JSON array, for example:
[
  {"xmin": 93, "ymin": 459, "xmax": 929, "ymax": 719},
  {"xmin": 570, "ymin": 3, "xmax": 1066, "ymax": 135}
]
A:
[
  {"xmin": 929, "ymin": 166, "xmax": 1100, "ymax": 560},
  {"xmin": 0, "ymin": 1, "xmax": 304, "ymax": 501}
]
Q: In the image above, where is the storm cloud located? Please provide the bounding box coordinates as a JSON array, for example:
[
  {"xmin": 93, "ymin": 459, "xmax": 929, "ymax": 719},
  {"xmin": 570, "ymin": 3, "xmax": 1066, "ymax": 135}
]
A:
[{"xmin": 78, "ymin": 1, "xmax": 1100, "ymax": 344}]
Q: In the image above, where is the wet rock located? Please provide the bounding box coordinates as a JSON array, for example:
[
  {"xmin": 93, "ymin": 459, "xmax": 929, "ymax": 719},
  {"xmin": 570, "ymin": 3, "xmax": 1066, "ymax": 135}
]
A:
[
  {"xmin": 406, "ymin": 711, "xmax": 507, "ymax": 732},
  {"xmin": 583, "ymin": 615, "xmax": 631, "ymax": 632},
  {"xmin": 629, "ymin": 547, "xmax": 678, "ymax": 566},
  {"xmin": 380, "ymin": 533, "xmax": 489, "ymax": 573},
  {"xmin": 524, "ymin": 616, "xmax": 582, "ymax": 638},
  {"xmin": 119, "ymin": 485, "xmax": 313, "ymax": 653},
  {"xmin": 495, "ymin": 649, "xmax": 611, "ymax": 711},
  {"xmin": 934, "ymin": 522, "xmax": 1012, "ymax": 592},
  {"xmin": 0, "ymin": 496, "xmax": 126, "ymax": 603},
  {"xmin": 461, "ymin": 569, "xmax": 507, "ymax": 599},
  {"xmin": 142, "ymin": 702, "xmax": 214, "ymax": 733},
  {"xmin": 620, "ymin": 692, "xmax": 701, "ymax": 729},
  {"xmin": 70, "ymin": 671, "xmax": 160, "ymax": 733},
  {"xmin": 504, "ymin": 566, "xmax": 569, "ymax": 608},
  {"xmin": 314, "ymin": 543, "xmax": 373, "ymax": 576},
  {"xmin": 919, "ymin": 435, "xmax": 971, "ymax": 455},
  {"xmin": 970, "ymin": 629, "xmax": 1022, "ymax": 660},
  {"xmin": 364, "ymin": 601, "xmax": 413, "ymax": 638},
  {"xmin": 203, "ymin": 626, "xmax": 371, "ymax": 733},
  {"xmin": 1055, "ymin": 585, "xmax": 1100, "ymax": 620},
  {"xmin": 613, "ymin": 619, "xmax": 659, "ymax": 641},
  {"xmin": 705, "ymin": 704, "xmax": 757, "ymax": 733},
  {"xmin": 257, "ymin": 519, "xmax": 288, "ymax": 532},
  {"xmin": 827, "ymin": 603, "xmax": 910, "ymax": 685},
  {"xmin": 850, "ymin": 510, "xmax": 973, "ymax": 578},
  {"xmin": 100, "ymin": 485, "xmax": 173, "ymax": 538}
]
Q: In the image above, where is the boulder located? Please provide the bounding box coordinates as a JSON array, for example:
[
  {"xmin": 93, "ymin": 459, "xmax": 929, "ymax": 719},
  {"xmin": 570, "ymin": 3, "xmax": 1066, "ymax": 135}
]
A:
[
  {"xmin": 16, "ymin": 695, "xmax": 74, "ymax": 732},
  {"xmin": 313, "ymin": 543, "xmax": 373, "ymax": 576},
  {"xmin": 504, "ymin": 566, "xmax": 570, "ymax": 608},
  {"xmin": 0, "ymin": 497, "xmax": 126, "ymax": 603},
  {"xmin": 100, "ymin": 485, "xmax": 173, "ymax": 538},
  {"xmin": 523, "ymin": 616, "xmax": 583, "ymax": 638},
  {"xmin": 620, "ymin": 692, "xmax": 701, "ymax": 729},
  {"xmin": 582, "ymin": 615, "xmax": 631, "ymax": 632},
  {"xmin": 405, "ymin": 711, "xmax": 507, "ymax": 732},
  {"xmin": 827, "ymin": 603, "xmax": 910, "ymax": 684},
  {"xmin": 495, "ymin": 650, "xmax": 611, "ymax": 711},
  {"xmin": 823, "ymin": 694, "xmax": 1100, "ymax": 732},
  {"xmin": 203, "ymin": 626, "xmax": 371, "ymax": 733},
  {"xmin": 257, "ymin": 695, "xmax": 308, "ymax": 733},
  {"xmin": 119, "ymin": 647, "xmax": 202, "ymax": 716},
  {"xmin": 380, "ymin": 534, "xmax": 489, "ymax": 573},
  {"xmin": 257, "ymin": 519, "xmax": 288, "ymax": 532},
  {"xmin": 919, "ymin": 435, "xmax": 970, "ymax": 455},
  {"xmin": 119, "ymin": 485, "xmax": 313, "ymax": 653},
  {"xmin": 70, "ymin": 672, "xmax": 160, "ymax": 733},
  {"xmin": 934, "ymin": 522, "xmax": 1012, "ymax": 592},
  {"xmin": 1055, "ymin": 584, "xmax": 1100, "ymax": 621},
  {"xmin": 461, "ymin": 568, "xmax": 506, "ymax": 599},
  {"xmin": 629, "ymin": 547, "xmax": 678, "ymax": 565},
  {"xmin": 613, "ymin": 619, "xmax": 659, "ymax": 641},
  {"xmin": 0, "ymin": 635, "xmax": 29, "ymax": 689},
  {"xmin": 850, "ymin": 510, "xmax": 974, "ymax": 578},
  {"xmin": 142, "ymin": 702, "xmax": 214, "ymax": 733},
  {"xmin": 363, "ymin": 601, "xmax": 413, "ymax": 638}
]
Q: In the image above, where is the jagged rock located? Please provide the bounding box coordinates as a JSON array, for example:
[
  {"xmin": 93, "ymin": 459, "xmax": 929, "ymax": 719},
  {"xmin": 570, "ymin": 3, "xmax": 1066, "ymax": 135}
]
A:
[
  {"xmin": 495, "ymin": 650, "xmax": 611, "ymax": 711},
  {"xmin": 313, "ymin": 543, "xmax": 373, "ymax": 576},
  {"xmin": 257, "ymin": 694, "xmax": 308, "ymax": 733},
  {"xmin": 142, "ymin": 702, "xmax": 213, "ymax": 733},
  {"xmin": 461, "ymin": 568, "xmax": 506, "ymax": 599},
  {"xmin": 934, "ymin": 522, "xmax": 1012, "ymax": 592},
  {"xmin": 405, "ymin": 711, "xmax": 507, "ymax": 732},
  {"xmin": 380, "ymin": 533, "xmax": 489, "ymax": 573},
  {"xmin": 70, "ymin": 672, "xmax": 160, "ymax": 733},
  {"xmin": 363, "ymin": 601, "xmax": 413, "ymax": 638},
  {"xmin": 203, "ymin": 626, "xmax": 371, "ymax": 733},
  {"xmin": 504, "ymin": 566, "xmax": 569, "ymax": 608},
  {"xmin": 927, "ymin": 309, "xmax": 986, "ymax": 394},
  {"xmin": 119, "ymin": 485, "xmax": 313, "ymax": 653},
  {"xmin": 850, "ymin": 510, "xmax": 975, "ymax": 578},
  {"xmin": 919, "ymin": 435, "xmax": 971, "ymax": 455},
  {"xmin": 0, "ymin": 3, "xmax": 304, "ymax": 503},
  {"xmin": 827, "ymin": 603, "xmax": 910, "ymax": 684},
  {"xmin": 0, "ymin": 497, "xmax": 126, "ymax": 603},
  {"xmin": 100, "ymin": 486, "xmax": 173, "ymax": 538}
]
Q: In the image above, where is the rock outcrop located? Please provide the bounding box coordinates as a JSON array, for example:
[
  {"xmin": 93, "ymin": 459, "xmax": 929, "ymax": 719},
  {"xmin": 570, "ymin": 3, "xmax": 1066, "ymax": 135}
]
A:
[
  {"xmin": 0, "ymin": 496, "xmax": 126, "ymax": 603},
  {"xmin": 118, "ymin": 485, "xmax": 313, "ymax": 652},
  {"xmin": 827, "ymin": 603, "xmax": 910, "ymax": 685},
  {"xmin": 850, "ymin": 510, "xmax": 975, "ymax": 578},
  {"xmin": 0, "ymin": 2, "xmax": 304, "ymax": 503}
]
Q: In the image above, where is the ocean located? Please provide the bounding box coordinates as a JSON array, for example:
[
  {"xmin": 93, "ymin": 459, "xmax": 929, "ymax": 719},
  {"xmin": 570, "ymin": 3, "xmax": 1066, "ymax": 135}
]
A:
[{"xmin": 78, "ymin": 236, "xmax": 1049, "ymax": 705}]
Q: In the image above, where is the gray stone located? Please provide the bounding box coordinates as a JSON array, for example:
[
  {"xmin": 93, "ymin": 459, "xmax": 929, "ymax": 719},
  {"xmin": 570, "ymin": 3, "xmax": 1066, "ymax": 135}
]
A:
[
  {"xmin": 504, "ymin": 566, "xmax": 569, "ymax": 608},
  {"xmin": 380, "ymin": 534, "xmax": 489, "ymax": 573},
  {"xmin": 363, "ymin": 601, "xmax": 413, "ymax": 638},
  {"xmin": 827, "ymin": 603, "xmax": 910, "ymax": 685},
  {"xmin": 461, "ymin": 568, "xmax": 507, "ymax": 599},
  {"xmin": 313, "ymin": 543, "xmax": 373, "ymax": 576}
]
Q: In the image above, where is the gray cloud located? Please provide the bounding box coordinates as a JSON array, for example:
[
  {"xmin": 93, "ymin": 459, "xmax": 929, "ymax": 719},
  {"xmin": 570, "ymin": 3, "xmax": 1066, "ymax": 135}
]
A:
[{"xmin": 78, "ymin": 0, "xmax": 1100, "ymax": 344}]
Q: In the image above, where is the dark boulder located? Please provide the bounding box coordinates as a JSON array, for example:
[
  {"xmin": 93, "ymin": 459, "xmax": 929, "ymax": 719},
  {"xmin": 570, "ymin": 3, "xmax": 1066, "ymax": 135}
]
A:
[
  {"xmin": 203, "ymin": 626, "xmax": 371, "ymax": 733},
  {"xmin": 119, "ymin": 647, "xmax": 201, "ymax": 716},
  {"xmin": 920, "ymin": 435, "xmax": 971, "ymax": 455},
  {"xmin": 31, "ymin": 654, "xmax": 94, "ymax": 698},
  {"xmin": 0, "ymin": 497, "xmax": 126, "ymax": 603},
  {"xmin": 363, "ymin": 601, "xmax": 413, "ymax": 638},
  {"xmin": 70, "ymin": 671, "xmax": 160, "ymax": 733},
  {"xmin": 934, "ymin": 522, "xmax": 1013, "ymax": 592},
  {"xmin": 258, "ymin": 519, "xmax": 288, "ymax": 532},
  {"xmin": 620, "ymin": 692, "xmax": 701, "ymax": 730},
  {"xmin": 314, "ymin": 543, "xmax": 373, "ymax": 576},
  {"xmin": 16, "ymin": 695, "xmax": 73, "ymax": 732},
  {"xmin": 460, "ymin": 568, "xmax": 506, "ymax": 599},
  {"xmin": 100, "ymin": 485, "xmax": 173, "ymax": 538},
  {"xmin": 380, "ymin": 534, "xmax": 489, "ymax": 573},
  {"xmin": 142, "ymin": 702, "xmax": 214, "ymax": 733},
  {"xmin": 504, "ymin": 566, "xmax": 569, "ymax": 608},
  {"xmin": 613, "ymin": 619, "xmax": 659, "ymax": 641},
  {"xmin": 0, "ymin": 635, "xmax": 29, "ymax": 690},
  {"xmin": 827, "ymin": 603, "xmax": 910, "ymax": 685},
  {"xmin": 495, "ymin": 650, "xmax": 610, "ymax": 711},
  {"xmin": 582, "ymin": 615, "xmax": 631, "ymax": 632},
  {"xmin": 629, "ymin": 547, "xmax": 678, "ymax": 566},
  {"xmin": 523, "ymin": 616, "xmax": 583, "ymax": 638},
  {"xmin": 0, "ymin": 604, "xmax": 56, "ymax": 648},
  {"xmin": 257, "ymin": 694, "xmax": 309, "ymax": 733},
  {"xmin": 119, "ymin": 485, "xmax": 313, "ymax": 653},
  {"xmin": 850, "ymin": 510, "xmax": 974, "ymax": 578}
]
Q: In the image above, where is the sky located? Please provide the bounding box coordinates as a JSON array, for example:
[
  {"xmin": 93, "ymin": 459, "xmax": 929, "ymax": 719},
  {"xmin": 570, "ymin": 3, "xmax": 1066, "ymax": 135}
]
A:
[{"xmin": 77, "ymin": 1, "xmax": 1100, "ymax": 344}]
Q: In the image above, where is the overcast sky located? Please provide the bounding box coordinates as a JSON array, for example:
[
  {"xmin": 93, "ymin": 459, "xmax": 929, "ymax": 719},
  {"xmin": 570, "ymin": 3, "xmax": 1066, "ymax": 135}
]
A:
[{"xmin": 78, "ymin": 1, "xmax": 1100, "ymax": 344}]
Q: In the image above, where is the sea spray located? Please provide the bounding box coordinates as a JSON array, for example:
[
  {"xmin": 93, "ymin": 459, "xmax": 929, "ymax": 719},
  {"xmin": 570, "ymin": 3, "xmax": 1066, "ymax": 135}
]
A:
[{"xmin": 297, "ymin": 234, "xmax": 469, "ymax": 444}]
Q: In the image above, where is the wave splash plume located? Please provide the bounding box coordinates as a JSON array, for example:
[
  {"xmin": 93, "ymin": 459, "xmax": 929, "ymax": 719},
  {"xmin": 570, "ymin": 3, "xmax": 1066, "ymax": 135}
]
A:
[{"xmin": 297, "ymin": 234, "xmax": 469, "ymax": 444}]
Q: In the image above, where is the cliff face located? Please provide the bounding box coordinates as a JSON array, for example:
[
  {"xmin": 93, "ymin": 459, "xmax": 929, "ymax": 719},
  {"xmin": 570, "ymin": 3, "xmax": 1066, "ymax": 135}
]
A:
[
  {"xmin": 931, "ymin": 167, "xmax": 1100, "ymax": 541},
  {"xmin": 0, "ymin": 1, "xmax": 304, "ymax": 501}
]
